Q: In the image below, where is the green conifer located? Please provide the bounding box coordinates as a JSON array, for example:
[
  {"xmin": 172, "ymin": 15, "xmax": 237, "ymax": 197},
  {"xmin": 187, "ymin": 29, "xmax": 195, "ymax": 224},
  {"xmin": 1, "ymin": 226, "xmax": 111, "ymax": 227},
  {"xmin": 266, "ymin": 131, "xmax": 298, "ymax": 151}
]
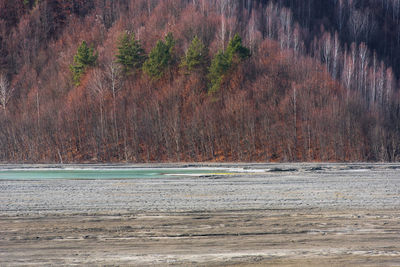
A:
[
  {"xmin": 180, "ymin": 36, "xmax": 207, "ymax": 73},
  {"xmin": 208, "ymin": 34, "xmax": 250, "ymax": 94},
  {"xmin": 116, "ymin": 32, "xmax": 146, "ymax": 74},
  {"xmin": 208, "ymin": 50, "xmax": 230, "ymax": 95},
  {"xmin": 143, "ymin": 33, "xmax": 175, "ymax": 80},
  {"xmin": 70, "ymin": 41, "xmax": 98, "ymax": 86},
  {"xmin": 225, "ymin": 34, "xmax": 251, "ymax": 64}
]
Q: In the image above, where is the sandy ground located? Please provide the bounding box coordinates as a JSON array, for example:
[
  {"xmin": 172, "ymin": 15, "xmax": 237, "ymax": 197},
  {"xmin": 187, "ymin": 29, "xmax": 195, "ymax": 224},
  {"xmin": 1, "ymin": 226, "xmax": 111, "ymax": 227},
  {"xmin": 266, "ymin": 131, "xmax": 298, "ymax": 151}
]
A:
[{"xmin": 1, "ymin": 163, "xmax": 400, "ymax": 266}]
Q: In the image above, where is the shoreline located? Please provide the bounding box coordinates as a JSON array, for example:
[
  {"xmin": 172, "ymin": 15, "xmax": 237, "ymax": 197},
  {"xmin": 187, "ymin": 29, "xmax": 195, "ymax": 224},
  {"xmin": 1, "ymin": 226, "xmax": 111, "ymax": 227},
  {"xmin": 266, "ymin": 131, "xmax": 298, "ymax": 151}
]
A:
[
  {"xmin": 1, "ymin": 162, "xmax": 400, "ymax": 169},
  {"xmin": 1, "ymin": 161, "xmax": 400, "ymax": 166}
]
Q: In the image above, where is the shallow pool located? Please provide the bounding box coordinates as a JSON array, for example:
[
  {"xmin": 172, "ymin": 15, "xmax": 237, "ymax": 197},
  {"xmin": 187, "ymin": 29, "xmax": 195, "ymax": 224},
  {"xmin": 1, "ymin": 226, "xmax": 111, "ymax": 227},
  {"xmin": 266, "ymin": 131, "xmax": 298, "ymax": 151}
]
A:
[{"xmin": 0, "ymin": 167, "xmax": 229, "ymax": 180}]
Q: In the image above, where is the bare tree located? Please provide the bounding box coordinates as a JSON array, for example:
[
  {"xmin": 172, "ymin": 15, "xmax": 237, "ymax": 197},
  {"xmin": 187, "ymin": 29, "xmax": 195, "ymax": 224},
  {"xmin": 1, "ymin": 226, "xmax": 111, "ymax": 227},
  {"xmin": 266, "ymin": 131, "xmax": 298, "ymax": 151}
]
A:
[
  {"xmin": 376, "ymin": 62, "xmax": 385, "ymax": 106},
  {"xmin": 89, "ymin": 69, "xmax": 108, "ymax": 143},
  {"xmin": 348, "ymin": 9, "xmax": 367, "ymax": 43},
  {"xmin": 350, "ymin": 42, "xmax": 357, "ymax": 88},
  {"xmin": 335, "ymin": 0, "xmax": 347, "ymax": 34},
  {"xmin": 248, "ymin": 11, "xmax": 257, "ymax": 52},
  {"xmin": 147, "ymin": 0, "xmax": 152, "ymax": 16},
  {"xmin": 279, "ymin": 8, "xmax": 292, "ymax": 50},
  {"xmin": 292, "ymin": 23, "xmax": 301, "ymax": 54},
  {"xmin": 291, "ymin": 83, "xmax": 297, "ymax": 160},
  {"xmin": 105, "ymin": 60, "xmax": 122, "ymax": 150},
  {"xmin": 362, "ymin": 9, "xmax": 377, "ymax": 43},
  {"xmin": 332, "ymin": 32, "xmax": 341, "ymax": 79},
  {"xmin": 218, "ymin": 0, "xmax": 228, "ymax": 49},
  {"xmin": 199, "ymin": 0, "xmax": 206, "ymax": 13},
  {"xmin": 0, "ymin": 73, "xmax": 14, "ymax": 114},
  {"xmin": 370, "ymin": 51, "xmax": 378, "ymax": 105},
  {"xmin": 322, "ymin": 32, "xmax": 332, "ymax": 72},
  {"xmin": 358, "ymin": 42, "xmax": 369, "ymax": 96},
  {"xmin": 385, "ymin": 67, "xmax": 394, "ymax": 108},
  {"xmin": 265, "ymin": 1, "xmax": 277, "ymax": 39},
  {"xmin": 342, "ymin": 49, "xmax": 354, "ymax": 100}
]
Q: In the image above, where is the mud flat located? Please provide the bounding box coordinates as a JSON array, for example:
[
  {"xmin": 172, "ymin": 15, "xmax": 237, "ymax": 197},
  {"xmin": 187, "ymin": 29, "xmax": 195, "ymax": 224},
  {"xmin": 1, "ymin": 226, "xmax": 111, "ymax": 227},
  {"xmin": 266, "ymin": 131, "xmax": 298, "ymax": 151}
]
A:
[{"xmin": 1, "ymin": 163, "xmax": 400, "ymax": 266}]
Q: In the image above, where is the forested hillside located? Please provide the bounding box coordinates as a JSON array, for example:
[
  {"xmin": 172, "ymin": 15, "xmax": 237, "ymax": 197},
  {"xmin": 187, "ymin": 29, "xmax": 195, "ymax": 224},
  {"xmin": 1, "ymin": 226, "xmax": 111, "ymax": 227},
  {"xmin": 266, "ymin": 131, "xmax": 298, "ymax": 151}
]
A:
[{"xmin": 0, "ymin": 0, "xmax": 399, "ymax": 162}]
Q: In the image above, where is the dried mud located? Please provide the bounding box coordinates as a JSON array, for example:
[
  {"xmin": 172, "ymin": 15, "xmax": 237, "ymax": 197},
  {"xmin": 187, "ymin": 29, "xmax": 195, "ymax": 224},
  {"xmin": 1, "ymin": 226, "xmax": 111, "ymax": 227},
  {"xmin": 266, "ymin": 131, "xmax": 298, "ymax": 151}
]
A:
[{"xmin": 1, "ymin": 164, "xmax": 400, "ymax": 266}]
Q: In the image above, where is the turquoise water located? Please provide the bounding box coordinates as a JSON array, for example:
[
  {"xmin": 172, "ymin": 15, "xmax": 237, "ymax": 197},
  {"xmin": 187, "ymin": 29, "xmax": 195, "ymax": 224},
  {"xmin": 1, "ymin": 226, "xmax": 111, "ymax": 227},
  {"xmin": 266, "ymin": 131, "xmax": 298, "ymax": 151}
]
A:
[{"xmin": 0, "ymin": 168, "xmax": 224, "ymax": 180}]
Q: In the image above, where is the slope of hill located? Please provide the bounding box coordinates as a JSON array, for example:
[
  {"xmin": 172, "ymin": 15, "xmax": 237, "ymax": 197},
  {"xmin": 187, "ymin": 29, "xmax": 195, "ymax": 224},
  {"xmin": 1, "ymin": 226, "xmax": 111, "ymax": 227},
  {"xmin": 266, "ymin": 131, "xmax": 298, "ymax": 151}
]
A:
[{"xmin": 0, "ymin": 0, "xmax": 399, "ymax": 162}]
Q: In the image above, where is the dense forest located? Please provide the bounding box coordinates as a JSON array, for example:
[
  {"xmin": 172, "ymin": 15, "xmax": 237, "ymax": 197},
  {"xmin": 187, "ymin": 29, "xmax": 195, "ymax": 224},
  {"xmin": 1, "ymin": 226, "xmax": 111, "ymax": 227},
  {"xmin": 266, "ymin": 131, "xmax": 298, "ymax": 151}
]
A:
[{"xmin": 0, "ymin": 0, "xmax": 399, "ymax": 162}]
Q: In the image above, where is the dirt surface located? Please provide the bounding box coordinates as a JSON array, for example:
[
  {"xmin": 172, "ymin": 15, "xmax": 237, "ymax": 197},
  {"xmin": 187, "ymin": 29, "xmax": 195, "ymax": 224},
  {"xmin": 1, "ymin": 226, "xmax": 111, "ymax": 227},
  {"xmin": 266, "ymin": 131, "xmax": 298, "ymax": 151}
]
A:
[
  {"xmin": 1, "ymin": 163, "xmax": 400, "ymax": 266},
  {"xmin": 1, "ymin": 210, "xmax": 400, "ymax": 266}
]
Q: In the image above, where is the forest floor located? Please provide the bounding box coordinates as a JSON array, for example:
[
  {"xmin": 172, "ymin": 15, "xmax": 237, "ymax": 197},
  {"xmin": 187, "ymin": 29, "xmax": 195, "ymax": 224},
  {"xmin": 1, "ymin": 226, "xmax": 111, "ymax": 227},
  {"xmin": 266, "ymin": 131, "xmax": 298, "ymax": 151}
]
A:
[{"xmin": 1, "ymin": 163, "xmax": 400, "ymax": 266}]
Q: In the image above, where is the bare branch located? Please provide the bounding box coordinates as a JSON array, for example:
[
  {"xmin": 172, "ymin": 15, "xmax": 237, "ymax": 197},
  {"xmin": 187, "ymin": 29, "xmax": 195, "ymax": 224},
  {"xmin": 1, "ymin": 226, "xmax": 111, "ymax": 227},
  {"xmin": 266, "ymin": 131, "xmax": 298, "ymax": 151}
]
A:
[{"xmin": 0, "ymin": 73, "xmax": 14, "ymax": 112}]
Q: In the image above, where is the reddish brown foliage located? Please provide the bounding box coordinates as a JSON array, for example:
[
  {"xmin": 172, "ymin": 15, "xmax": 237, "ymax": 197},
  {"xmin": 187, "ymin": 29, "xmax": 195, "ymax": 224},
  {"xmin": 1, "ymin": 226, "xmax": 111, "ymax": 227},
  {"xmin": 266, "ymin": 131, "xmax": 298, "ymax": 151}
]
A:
[{"xmin": 0, "ymin": 0, "xmax": 399, "ymax": 162}]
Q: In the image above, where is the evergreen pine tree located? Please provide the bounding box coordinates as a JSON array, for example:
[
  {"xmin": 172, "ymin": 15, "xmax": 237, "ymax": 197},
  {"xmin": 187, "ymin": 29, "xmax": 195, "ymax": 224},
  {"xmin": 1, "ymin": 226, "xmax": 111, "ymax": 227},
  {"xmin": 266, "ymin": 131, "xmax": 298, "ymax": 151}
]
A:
[
  {"xmin": 225, "ymin": 33, "xmax": 251, "ymax": 64},
  {"xmin": 180, "ymin": 36, "xmax": 207, "ymax": 73},
  {"xmin": 208, "ymin": 34, "xmax": 250, "ymax": 94},
  {"xmin": 208, "ymin": 50, "xmax": 230, "ymax": 95},
  {"xmin": 143, "ymin": 33, "xmax": 175, "ymax": 80},
  {"xmin": 116, "ymin": 32, "xmax": 146, "ymax": 74},
  {"xmin": 165, "ymin": 32, "xmax": 175, "ymax": 55},
  {"xmin": 70, "ymin": 41, "xmax": 98, "ymax": 85}
]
